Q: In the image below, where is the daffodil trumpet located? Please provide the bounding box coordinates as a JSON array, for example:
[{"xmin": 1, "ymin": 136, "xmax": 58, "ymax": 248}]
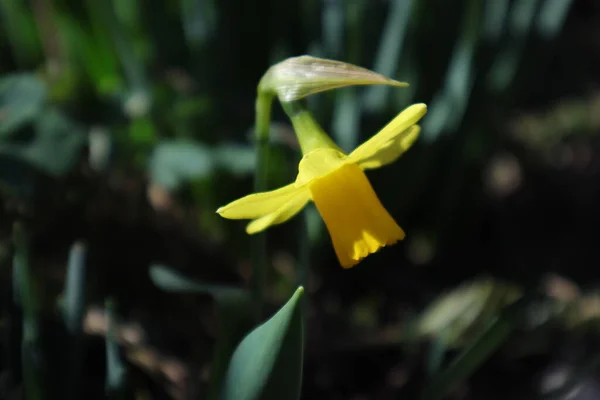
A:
[{"xmin": 218, "ymin": 103, "xmax": 427, "ymax": 268}]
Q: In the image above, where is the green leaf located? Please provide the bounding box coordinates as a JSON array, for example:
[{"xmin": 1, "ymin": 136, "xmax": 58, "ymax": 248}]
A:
[
  {"xmin": 86, "ymin": 0, "xmax": 147, "ymax": 92},
  {"xmin": 105, "ymin": 298, "xmax": 127, "ymax": 399},
  {"xmin": 55, "ymin": 14, "xmax": 123, "ymax": 95},
  {"xmin": 536, "ymin": 0, "xmax": 574, "ymax": 39},
  {"xmin": 62, "ymin": 242, "xmax": 87, "ymax": 400},
  {"xmin": 420, "ymin": 294, "xmax": 533, "ymax": 400},
  {"xmin": 221, "ymin": 287, "xmax": 305, "ymax": 400},
  {"xmin": 149, "ymin": 264, "xmax": 247, "ymax": 300},
  {"xmin": 0, "ymin": 0, "xmax": 42, "ymax": 67},
  {"xmin": 213, "ymin": 144, "xmax": 256, "ymax": 176},
  {"xmin": 0, "ymin": 108, "xmax": 86, "ymax": 177},
  {"xmin": 0, "ymin": 74, "xmax": 47, "ymax": 136},
  {"xmin": 417, "ymin": 278, "xmax": 522, "ymax": 347},
  {"xmin": 331, "ymin": 87, "xmax": 360, "ymax": 153},
  {"xmin": 148, "ymin": 141, "xmax": 214, "ymax": 190},
  {"xmin": 180, "ymin": 0, "xmax": 217, "ymax": 48},
  {"xmin": 148, "ymin": 141, "xmax": 255, "ymax": 190}
]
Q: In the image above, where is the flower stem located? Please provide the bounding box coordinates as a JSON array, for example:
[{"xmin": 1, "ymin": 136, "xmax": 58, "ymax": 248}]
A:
[
  {"xmin": 280, "ymin": 100, "xmax": 342, "ymax": 154},
  {"xmin": 282, "ymin": 101, "xmax": 316, "ymax": 341},
  {"xmin": 252, "ymin": 92, "xmax": 274, "ymax": 319}
]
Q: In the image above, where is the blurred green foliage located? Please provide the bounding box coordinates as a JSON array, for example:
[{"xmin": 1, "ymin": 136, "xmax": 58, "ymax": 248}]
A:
[{"xmin": 2, "ymin": 0, "xmax": 600, "ymax": 399}]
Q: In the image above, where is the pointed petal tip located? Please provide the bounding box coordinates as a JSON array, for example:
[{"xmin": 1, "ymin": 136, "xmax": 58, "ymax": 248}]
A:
[
  {"xmin": 245, "ymin": 224, "xmax": 259, "ymax": 235},
  {"xmin": 389, "ymin": 80, "xmax": 410, "ymax": 87}
]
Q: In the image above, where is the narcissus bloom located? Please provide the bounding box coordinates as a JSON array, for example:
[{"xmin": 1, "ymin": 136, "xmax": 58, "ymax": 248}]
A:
[{"xmin": 217, "ymin": 103, "xmax": 427, "ymax": 268}]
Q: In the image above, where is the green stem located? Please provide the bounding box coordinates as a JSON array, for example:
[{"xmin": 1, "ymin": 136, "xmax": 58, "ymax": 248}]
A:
[
  {"xmin": 252, "ymin": 92, "xmax": 274, "ymax": 319},
  {"xmin": 281, "ymin": 101, "xmax": 319, "ymax": 347},
  {"xmin": 297, "ymin": 208, "xmax": 310, "ymax": 329},
  {"xmin": 297, "ymin": 210, "xmax": 310, "ymax": 294},
  {"xmin": 280, "ymin": 100, "xmax": 341, "ymax": 154}
]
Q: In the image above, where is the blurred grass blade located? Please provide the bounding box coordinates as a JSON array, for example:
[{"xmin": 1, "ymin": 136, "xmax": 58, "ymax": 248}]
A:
[
  {"xmin": 330, "ymin": 0, "xmax": 367, "ymax": 152},
  {"xmin": 487, "ymin": 0, "xmax": 542, "ymax": 93},
  {"xmin": 536, "ymin": 0, "xmax": 573, "ymax": 39},
  {"xmin": 483, "ymin": 0, "xmax": 510, "ymax": 41},
  {"xmin": 417, "ymin": 279, "xmax": 496, "ymax": 346},
  {"xmin": 422, "ymin": 0, "xmax": 480, "ymax": 142},
  {"xmin": 149, "ymin": 264, "xmax": 250, "ymax": 305},
  {"xmin": 427, "ymin": 339, "xmax": 447, "ymax": 376},
  {"xmin": 13, "ymin": 222, "xmax": 44, "ymax": 400},
  {"xmin": 62, "ymin": 242, "xmax": 87, "ymax": 400},
  {"xmin": 420, "ymin": 294, "xmax": 533, "ymax": 400},
  {"xmin": 363, "ymin": 0, "xmax": 414, "ymax": 113},
  {"xmin": 331, "ymin": 88, "xmax": 360, "ymax": 152},
  {"xmin": 393, "ymin": 58, "xmax": 419, "ymax": 109},
  {"xmin": 180, "ymin": 0, "xmax": 217, "ymax": 49},
  {"xmin": 322, "ymin": 0, "xmax": 343, "ymax": 59},
  {"xmin": 0, "ymin": 0, "xmax": 42, "ymax": 67},
  {"xmin": 417, "ymin": 278, "xmax": 522, "ymax": 347},
  {"xmin": 64, "ymin": 243, "xmax": 87, "ymax": 327},
  {"xmin": 509, "ymin": 0, "xmax": 541, "ymax": 36},
  {"xmin": 55, "ymin": 14, "xmax": 123, "ymax": 95},
  {"xmin": 105, "ymin": 298, "xmax": 127, "ymax": 399},
  {"xmin": 221, "ymin": 287, "xmax": 304, "ymax": 400},
  {"xmin": 85, "ymin": 0, "xmax": 147, "ymax": 93}
]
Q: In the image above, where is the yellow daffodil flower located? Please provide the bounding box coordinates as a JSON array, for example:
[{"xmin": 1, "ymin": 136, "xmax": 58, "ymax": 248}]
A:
[{"xmin": 217, "ymin": 103, "xmax": 427, "ymax": 268}]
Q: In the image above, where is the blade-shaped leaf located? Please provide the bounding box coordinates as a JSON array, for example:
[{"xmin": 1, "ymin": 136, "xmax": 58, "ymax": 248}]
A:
[
  {"xmin": 148, "ymin": 141, "xmax": 214, "ymax": 190},
  {"xmin": 148, "ymin": 141, "xmax": 255, "ymax": 190},
  {"xmin": 0, "ymin": 74, "xmax": 46, "ymax": 136},
  {"xmin": 62, "ymin": 242, "xmax": 87, "ymax": 400},
  {"xmin": 221, "ymin": 287, "xmax": 304, "ymax": 400},
  {"xmin": 149, "ymin": 264, "xmax": 247, "ymax": 300},
  {"xmin": 0, "ymin": 109, "xmax": 86, "ymax": 177},
  {"xmin": 105, "ymin": 298, "xmax": 127, "ymax": 399}
]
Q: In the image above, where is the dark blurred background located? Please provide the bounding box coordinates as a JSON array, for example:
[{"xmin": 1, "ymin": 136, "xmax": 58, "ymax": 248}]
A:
[{"xmin": 2, "ymin": 0, "xmax": 600, "ymax": 399}]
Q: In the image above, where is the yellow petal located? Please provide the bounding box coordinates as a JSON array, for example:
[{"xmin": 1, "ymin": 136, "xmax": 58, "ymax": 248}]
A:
[
  {"xmin": 357, "ymin": 125, "xmax": 420, "ymax": 170},
  {"xmin": 216, "ymin": 183, "xmax": 299, "ymax": 219},
  {"xmin": 246, "ymin": 188, "xmax": 311, "ymax": 234},
  {"xmin": 348, "ymin": 103, "xmax": 427, "ymax": 165},
  {"xmin": 295, "ymin": 148, "xmax": 348, "ymax": 186},
  {"xmin": 308, "ymin": 162, "xmax": 405, "ymax": 268}
]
